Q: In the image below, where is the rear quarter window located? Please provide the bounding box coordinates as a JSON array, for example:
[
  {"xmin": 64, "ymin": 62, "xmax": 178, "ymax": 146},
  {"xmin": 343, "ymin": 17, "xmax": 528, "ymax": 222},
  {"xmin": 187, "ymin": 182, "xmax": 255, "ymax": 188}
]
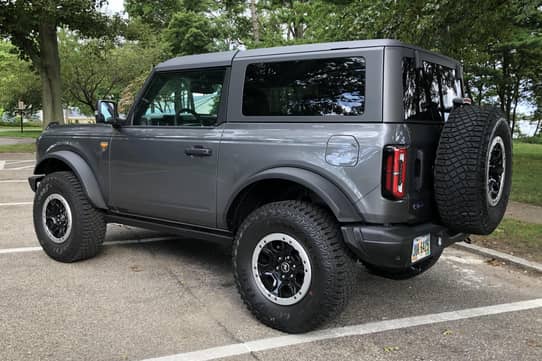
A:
[
  {"xmin": 242, "ymin": 57, "xmax": 366, "ymax": 117},
  {"xmin": 403, "ymin": 58, "xmax": 459, "ymax": 122}
]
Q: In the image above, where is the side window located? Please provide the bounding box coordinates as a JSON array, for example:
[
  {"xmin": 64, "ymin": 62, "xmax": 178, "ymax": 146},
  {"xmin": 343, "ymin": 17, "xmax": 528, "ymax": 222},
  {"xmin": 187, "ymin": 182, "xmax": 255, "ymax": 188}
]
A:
[
  {"xmin": 403, "ymin": 58, "xmax": 458, "ymax": 122},
  {"xmin": 242, "ymin": 57, "xmax": 365, "ymax": 117},
  {"xmin": 133, "ymin": 68, "xmax": 225, "ymax": 126}
]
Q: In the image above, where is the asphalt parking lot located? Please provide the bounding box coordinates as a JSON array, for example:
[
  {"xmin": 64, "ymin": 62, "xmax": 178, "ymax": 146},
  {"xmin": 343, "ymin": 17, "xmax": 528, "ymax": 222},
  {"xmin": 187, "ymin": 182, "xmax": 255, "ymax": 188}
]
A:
[{"xmin": 1, "ymin": 153, "xmax": 541, "ymax": 361}]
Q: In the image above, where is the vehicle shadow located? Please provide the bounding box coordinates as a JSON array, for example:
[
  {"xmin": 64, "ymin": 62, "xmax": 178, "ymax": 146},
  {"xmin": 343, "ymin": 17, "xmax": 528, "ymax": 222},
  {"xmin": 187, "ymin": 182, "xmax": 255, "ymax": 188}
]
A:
[{"xmin": 102, "ymin": 233, "xmax": 531, "ymax": 331}]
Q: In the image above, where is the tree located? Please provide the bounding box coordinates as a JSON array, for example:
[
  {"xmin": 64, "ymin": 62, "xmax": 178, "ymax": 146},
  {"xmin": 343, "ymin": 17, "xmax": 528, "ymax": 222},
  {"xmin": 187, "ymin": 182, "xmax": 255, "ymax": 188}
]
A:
[
  {"xmin": 0, "ymin": 0, "xmax": 114, "ymax": 127},
  {"xmin": 125, "ymin": 0, "xmax": 182, "ymax": 30},
  {"xmin": 59, "ymin": 31, "xmax": 161, "ymax": 114},
  {"xmin": 250, "ymin": 0, "xmax": 260, "ymax": 43},
  {"xmin": 159, "ymin": 1, "xmax": 251, "ymax": 56},
  {"xmin": 327, "ymin": 0, "xmax": 542, "ymax": 128},
  {"xmin": 0, "ymin": 40, "xmax": 41, "ymax": 115},
  {"xmin": 163, "ymin": 11, "xmax": 217, "ymax": 56}
]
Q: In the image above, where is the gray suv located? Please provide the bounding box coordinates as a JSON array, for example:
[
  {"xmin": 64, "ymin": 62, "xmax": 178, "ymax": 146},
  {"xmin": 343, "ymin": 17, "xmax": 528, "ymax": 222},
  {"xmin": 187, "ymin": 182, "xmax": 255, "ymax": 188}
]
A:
[{"xmin": 29, "ymin": 39, "xmax": 512, "ymax": 333}]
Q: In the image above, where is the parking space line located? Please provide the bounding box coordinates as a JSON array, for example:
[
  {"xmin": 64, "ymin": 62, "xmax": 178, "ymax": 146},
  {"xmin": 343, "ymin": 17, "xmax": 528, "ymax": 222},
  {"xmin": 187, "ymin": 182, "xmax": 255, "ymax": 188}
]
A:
[
  {"xmin": 0, "ymin": 236, "xmax": 178, "ymax": 255},
  {"xmin": 0, "ymin": 180, "xmax": 28, "ymax": 183},
  {"xmin": 0, "ymin": 246, "xmax": 42, "ymax": 254},
  {"xmin": 0, "ymin": 202, "xmax": 33, "ymax": 207},
  {"xmin": 5, "ymin": 165, "xmax": 35, "ymax": 170},
  {"xmin": 5, "ymin": 160, "xmax": 35, "ymax": 165},
  {"xmin": 0, "ymin": 161, "xmax": 5, "ymax": 170},
  {"xmin": 142, "ymin": 298, "xmax": 542, "ymax": 361}
]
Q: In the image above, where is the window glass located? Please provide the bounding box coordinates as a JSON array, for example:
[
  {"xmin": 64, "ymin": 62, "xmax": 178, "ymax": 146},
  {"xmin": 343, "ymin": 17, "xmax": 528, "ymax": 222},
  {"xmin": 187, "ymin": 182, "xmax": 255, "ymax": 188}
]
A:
[
  {"xmin": 243, "ymin": 57, "xmax": 365, "ymax": 117},
  {"xmin": 99, "ymin": 102, "xmax": 115, "ymax": 123},
  {"xmin": 403, "ymin": 58, "xmax": 458, "ymax": 122},
  {"xmin": 133, "ymin": 68, "xmax": 225, "ymax": 126}
]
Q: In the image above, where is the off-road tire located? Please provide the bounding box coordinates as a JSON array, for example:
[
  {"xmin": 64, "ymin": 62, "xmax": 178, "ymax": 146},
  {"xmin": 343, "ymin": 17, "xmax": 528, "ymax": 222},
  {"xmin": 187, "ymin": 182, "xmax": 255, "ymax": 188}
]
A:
[
  {"xmin": 434, "ymin": 106, "xmax": 512, "ymax": 235},
  {"xmin": 233, "ymin": 201, "xmax": 355, "ymax": 333},
  {"xmin": 33, "ymin": 171, "xmax": 106, "ymax": 262},
  {"xmin": 363, "ymin": 249, "xmax": 442, "ymax": 280}
]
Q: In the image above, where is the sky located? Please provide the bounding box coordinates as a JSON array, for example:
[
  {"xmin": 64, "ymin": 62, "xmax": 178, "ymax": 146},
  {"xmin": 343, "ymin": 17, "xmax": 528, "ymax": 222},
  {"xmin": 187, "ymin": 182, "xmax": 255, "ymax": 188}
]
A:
[{"xmin": 103, "ymin": 0, "xmax": 125, "ymax": 15}]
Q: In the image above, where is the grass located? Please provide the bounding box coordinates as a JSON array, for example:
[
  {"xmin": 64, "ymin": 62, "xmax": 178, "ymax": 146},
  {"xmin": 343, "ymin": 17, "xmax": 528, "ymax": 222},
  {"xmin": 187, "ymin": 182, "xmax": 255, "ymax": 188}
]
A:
[
  {"xmin": 472, "ymin": 219, "xmax": 542, "ymax": 263},
  {"xmin": 0, "ymin": 129, "xmax": 42, "ymax": 138},
  {"xmin": 511, "ymin": 142, "xmax": 542, "ymax": 206},
  {"xmin": 0, "ymin": 120, "xmax": 42, "ymax": 127},
  {"xmin": 0, "ymin": 143, "xmax": 36, "ymax": 153}
]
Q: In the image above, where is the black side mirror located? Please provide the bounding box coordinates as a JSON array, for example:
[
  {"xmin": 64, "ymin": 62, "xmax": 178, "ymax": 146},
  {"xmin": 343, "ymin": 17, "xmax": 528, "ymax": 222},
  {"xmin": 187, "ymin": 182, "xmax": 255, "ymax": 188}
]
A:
[{"xmin": 95, "ymin": 100, "xmax": 120, "ymax": 127}]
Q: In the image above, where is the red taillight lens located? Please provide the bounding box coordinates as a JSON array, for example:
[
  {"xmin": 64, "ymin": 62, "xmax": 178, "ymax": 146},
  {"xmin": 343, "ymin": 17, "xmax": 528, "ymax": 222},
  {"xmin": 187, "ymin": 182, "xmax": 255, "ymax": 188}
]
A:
[{"xmin": 383, "ymin": 146, "xmax": 408, "ymax": 200}]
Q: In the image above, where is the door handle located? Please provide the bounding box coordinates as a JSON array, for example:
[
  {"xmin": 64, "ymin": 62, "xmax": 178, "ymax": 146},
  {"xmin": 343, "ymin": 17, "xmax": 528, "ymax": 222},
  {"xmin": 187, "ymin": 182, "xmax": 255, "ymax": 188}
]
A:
[{"xmin": 185, "ymin": 145, "xmax": 212, "ymax": 157}]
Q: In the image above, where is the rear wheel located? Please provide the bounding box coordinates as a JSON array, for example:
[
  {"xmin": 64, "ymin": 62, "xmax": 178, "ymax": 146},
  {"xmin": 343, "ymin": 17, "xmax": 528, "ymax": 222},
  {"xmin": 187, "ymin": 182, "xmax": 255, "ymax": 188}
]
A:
[
  {"xmin": 233, "ymin": 201, "xmax": 355, "ymax": 333},
  {"xmin": 33, "ymin": 171, "xmax": 106, "ymax": 262}
]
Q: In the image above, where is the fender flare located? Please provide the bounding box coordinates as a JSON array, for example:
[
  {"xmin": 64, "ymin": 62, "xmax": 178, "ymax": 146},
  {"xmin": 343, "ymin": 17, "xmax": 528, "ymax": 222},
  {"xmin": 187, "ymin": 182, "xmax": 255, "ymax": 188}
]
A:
[
  {"xmin": 225, "ymin": 167, "xmax": 363, "ymax": 224},
  {"xmin": 33, "ymin": 151, "xmax": 107, "ymax": 210}
]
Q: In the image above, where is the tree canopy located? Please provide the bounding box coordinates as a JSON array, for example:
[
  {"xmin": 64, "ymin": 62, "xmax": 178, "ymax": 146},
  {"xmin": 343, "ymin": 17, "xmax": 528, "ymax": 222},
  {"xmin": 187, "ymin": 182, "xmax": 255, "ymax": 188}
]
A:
[
  {"xmin": 0, "ymin": 0, "xmax": 115, "ymax": 126},
  {"xmin": 0, "ymin": 0, "xmax": 540, "ymax": 133}
]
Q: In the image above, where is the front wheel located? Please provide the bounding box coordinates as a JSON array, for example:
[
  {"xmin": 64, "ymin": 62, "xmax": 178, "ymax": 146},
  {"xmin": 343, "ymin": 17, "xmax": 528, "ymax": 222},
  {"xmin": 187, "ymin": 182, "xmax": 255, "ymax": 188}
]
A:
[
  {"xmin": 233, "ymin": 201, "xmax": 355, "ymax": 333},
  {"xmin": 33, "ymin": 171, "xmax": 106, "ymax": 262}
]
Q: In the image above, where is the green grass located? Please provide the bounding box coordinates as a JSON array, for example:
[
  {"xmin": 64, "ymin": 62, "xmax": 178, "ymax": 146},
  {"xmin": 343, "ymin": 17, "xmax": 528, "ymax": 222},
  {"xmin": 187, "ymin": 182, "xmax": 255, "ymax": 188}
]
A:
[
  {"xmin": 511, "ymin": 142, "xmax": 542, "ymax": 206},
  {"xmin": 0, "ymin": 120, "xmax": 42, "ymax": 127},
  {"xmin": 0, "ymin": 143, "xmax": 36, "ymax": 153},
  {"xmin": 0, "ymin": 129, "xmax": 42, "ymax": 138},
  {"xmin": 473, "ymin": 218, "xmax": 542, "ymax": 263}
]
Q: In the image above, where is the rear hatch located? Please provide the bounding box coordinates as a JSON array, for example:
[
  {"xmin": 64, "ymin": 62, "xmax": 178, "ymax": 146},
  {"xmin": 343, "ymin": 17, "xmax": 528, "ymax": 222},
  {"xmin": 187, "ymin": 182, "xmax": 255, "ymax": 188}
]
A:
[{"xmin": 399, "ymin": 57, "xmax": 462, "ymax": 223}]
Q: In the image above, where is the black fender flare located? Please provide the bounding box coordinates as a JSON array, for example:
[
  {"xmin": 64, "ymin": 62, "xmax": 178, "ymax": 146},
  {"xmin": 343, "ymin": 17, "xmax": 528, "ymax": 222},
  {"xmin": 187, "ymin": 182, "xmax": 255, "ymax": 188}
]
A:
[
  {"xmin": 33, "ymin": 151, "xmax": 107, "ymax": 210},
  {"xmin": 225, "ymin": 167, "xmax": 362, "ymax": 224}
]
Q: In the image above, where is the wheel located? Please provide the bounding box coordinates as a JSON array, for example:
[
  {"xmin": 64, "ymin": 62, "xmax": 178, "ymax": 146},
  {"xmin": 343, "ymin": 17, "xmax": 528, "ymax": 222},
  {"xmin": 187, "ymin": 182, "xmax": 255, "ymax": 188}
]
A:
[
  {"xmin": 233, "ymin": 201, "xmax": 355, "ymax": 333},
  {"xmin": 363, "ymin": 249, "xmax": 442, "ymax": 280},
  {"xmin": 434, "ymin": 105, "xmax": 512, "ymax": 235},
  {"xmin": 33, "ymin": 171, "xmax": 106, "ymax": 262}
]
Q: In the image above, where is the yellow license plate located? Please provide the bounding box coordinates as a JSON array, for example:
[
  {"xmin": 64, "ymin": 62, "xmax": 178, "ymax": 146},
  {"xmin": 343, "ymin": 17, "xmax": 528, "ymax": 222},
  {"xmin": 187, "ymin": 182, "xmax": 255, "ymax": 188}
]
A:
[{"xmin": 411, "ymin": 234, "xmax": 431, "ymax": 263}]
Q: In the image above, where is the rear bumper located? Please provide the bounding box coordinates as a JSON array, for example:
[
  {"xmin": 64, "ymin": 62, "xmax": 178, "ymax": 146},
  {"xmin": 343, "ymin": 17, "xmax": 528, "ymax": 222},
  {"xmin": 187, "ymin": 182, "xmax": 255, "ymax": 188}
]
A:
[{"xmin": 341, "ymin": 223, "xmax": 466, "ymax": 269}]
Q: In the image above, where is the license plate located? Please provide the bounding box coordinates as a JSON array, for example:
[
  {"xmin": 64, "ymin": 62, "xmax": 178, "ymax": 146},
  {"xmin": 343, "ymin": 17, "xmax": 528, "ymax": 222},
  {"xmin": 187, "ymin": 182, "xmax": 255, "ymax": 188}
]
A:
[{"xmin": 411, "ymin": 234, "xmax": 431, "ymax": 263}]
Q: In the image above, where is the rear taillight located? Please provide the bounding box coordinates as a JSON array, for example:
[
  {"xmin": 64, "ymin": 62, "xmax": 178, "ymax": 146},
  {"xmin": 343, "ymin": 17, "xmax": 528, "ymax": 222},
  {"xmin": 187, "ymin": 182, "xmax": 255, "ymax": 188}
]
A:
[{"xmin": 383, "ymin": 146, "xmax": 408, "ymax": 200}]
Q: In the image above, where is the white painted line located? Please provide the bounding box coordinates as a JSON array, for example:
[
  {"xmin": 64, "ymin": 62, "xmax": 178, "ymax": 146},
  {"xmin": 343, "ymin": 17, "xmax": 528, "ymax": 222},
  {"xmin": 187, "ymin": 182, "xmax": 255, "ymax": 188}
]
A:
[
  {"xmin": 141, "ymin": 298, "xmax": 542, "ymax": 361},
  {"xmin": 0, "ymin": 236, "xmax": 177, "ymax": 255},
  {"xmin": 0, "ymin": 246, "xmax": 42, "ymax": 254},
  {"xmin": 0, "ymin": 179, "xmax": 28, "ymax": 183},
  {"xmin": 5, "ymin": 165, "xmax": 35, "ymax": 170},
  {"xmin": 5, "ymin": 160, "xmax": 35, "ymax": 165},
  {"xmin": 0, "ymin": 161, "xmax": 5, "ymax": 170},
  {"xmin": 0, "ymin": 202, "xmax": 33, "ymax": 207}
]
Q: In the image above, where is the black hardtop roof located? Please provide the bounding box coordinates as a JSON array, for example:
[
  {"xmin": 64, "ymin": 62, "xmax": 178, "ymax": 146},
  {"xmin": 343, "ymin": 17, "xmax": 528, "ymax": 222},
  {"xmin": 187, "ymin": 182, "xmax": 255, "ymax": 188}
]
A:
[{"xmin": 154, "ymin": 39, "xmax": 457, "ymax": 71}]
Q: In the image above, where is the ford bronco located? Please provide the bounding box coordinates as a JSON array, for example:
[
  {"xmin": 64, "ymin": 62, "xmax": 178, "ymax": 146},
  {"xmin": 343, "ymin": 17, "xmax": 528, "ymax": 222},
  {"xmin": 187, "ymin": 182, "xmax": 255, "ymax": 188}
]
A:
[{"xmin": 29, "ymin": 39, "xmax": 512, "ymax": 333}]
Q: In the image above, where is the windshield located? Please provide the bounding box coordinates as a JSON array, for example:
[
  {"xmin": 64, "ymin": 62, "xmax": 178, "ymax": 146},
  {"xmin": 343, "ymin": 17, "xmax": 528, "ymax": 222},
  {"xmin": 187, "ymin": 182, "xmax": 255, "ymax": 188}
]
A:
[{"xmin": 402, "ymin": 57, "xmax": 462, "ymax": 122}]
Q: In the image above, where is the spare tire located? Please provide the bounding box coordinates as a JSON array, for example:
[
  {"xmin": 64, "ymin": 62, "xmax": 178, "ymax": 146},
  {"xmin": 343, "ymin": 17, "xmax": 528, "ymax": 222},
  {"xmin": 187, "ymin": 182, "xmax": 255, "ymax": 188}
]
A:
[{"xmin": 434, "ymin": 105, "xmax": 512, "ymax": 235}]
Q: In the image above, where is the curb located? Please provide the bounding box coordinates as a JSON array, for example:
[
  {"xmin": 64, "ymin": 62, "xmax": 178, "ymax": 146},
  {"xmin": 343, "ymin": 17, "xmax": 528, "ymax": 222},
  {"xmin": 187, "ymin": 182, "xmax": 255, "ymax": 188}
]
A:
[{"xmin": 453, "ymin": 242, "xmax": 542, "ymax": 274}]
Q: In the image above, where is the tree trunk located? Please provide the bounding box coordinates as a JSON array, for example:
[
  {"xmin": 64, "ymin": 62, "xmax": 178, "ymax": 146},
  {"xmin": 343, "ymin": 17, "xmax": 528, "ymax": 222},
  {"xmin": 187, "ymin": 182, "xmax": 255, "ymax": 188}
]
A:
[
  {"xmin": 250, "ymin": 0, "xmax": 260, "ymax": 43},
  {"xmin": 510, "ymin": 79, "xmax": 520, "ymax": 134},
  {"xmin": 39, "ymin": 22, "xmax": 64, "ymax": 128},
  {"xmin": 464, "ymin": 77, "xmax": 472, "ymax": 100}
]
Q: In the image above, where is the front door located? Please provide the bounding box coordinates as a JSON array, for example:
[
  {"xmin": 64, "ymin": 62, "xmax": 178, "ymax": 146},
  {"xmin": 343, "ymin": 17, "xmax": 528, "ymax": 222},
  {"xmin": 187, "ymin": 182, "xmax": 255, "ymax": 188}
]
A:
[{"xmin": 109, "ymin": 67, "xmax": 227, "ymax": 228}]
